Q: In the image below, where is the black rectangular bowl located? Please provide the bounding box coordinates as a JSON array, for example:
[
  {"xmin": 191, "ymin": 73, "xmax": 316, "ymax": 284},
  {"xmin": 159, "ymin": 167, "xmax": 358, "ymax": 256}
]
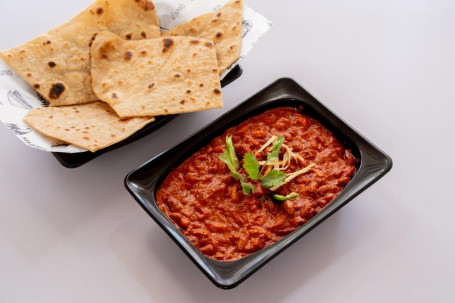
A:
[
  {"xmin": 124, "ymin": 78, "xmax": 392, "ymax": 289},
  {"xmin": 52, "ymin": 65, "xmax": 243, "ymax": 168}
]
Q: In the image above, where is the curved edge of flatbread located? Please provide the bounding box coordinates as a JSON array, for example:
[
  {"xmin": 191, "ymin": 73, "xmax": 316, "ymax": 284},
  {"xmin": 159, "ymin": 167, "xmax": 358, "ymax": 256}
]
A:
[
  {"xmin": 162, "ymin": 0, "xmax": 243, "ymax": 74},
  {"xmin": 23, "ymin": 102, "xmax": 154, "ymax": 152}
]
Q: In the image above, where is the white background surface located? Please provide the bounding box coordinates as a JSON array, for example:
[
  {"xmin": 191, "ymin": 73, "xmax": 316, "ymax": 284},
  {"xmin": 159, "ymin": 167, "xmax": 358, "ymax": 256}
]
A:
[{"xmin": 0, "ymin": 0, "xmax": 454, "ymax": 302}]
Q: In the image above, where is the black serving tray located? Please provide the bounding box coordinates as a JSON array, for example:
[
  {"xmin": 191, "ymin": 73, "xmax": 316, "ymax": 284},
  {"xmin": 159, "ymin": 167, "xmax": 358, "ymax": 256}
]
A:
[
  {"xmin": 124, "ymin": 78, "xmax": 392, "ymax": 289},
  {"xmin": 52, "ymin": 65, "xmax": 243, "ymax": 168}
]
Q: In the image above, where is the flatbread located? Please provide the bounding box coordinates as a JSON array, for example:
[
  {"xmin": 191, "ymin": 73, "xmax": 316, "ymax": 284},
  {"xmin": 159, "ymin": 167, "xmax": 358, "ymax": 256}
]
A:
[
  {"xmin": 24, "ymin": 102, "xmax": 154, "ymax": 152},
  {"xmin": 162, "ymin": 0, "xmax": 243, "ymax": 74},
  {"xmin": 90, "ymin": 31, "xmax": 223, "ymax": 118},
  {"xmin": 0, "ymin": 0, "xmax": 160, "ymax": 107}
]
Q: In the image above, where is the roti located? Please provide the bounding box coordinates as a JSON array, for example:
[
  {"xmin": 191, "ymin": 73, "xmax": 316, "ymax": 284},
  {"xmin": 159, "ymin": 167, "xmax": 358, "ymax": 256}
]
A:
[
  {"xmin": 24, "ymin": 102, "xmax": 154, "ymax": 152},
  {"xmin": 162, "ymin": 0, "xmax": 243, "ymax": 74},
  {"xmin": 0, "ymin": 0, "xmax": 160, "ymax": 107},
  {"xmin": 90, "ymin": 31, "xmax": 223, "ymax": 118}
]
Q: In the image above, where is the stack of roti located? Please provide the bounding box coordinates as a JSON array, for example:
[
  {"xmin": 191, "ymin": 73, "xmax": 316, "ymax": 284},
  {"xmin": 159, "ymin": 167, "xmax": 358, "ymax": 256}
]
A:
[{"xmin": 0, "ymin": 0, "xmax": 243, "ymax": 152}]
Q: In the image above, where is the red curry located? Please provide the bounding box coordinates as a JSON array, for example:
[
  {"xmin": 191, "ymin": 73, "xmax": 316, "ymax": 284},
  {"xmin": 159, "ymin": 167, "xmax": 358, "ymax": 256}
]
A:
[{"xmin": 157, "ymin": 107, "xmax": 356, "ymax": 261}]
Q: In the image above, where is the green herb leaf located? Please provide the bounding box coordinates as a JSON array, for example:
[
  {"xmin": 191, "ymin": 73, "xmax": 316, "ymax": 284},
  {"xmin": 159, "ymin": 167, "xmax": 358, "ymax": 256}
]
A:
[
  {"xmin": 226, "ymin": 136, "xmax": 239, "ymax": 170},
  {"xmin": 219, "ymin": 150, "xmax": 243, "ymax": 181},
  {"xmin": 273, "ymin": 192, "xmax": 299, "ymax": 201},
  {"xmin": 240, "ymin": 181, "xmax": 255, "ymax": 195},
  {"xmin": 260, "ymin": 169, "xmax": 286, "ymax": 188},
  {"xmin": 267, "ymin": 136, "xmax": 284, "ymax": 161},
  {"xmin": 243, "ymin": 152, "xmax": 260, "ymax": 180}
]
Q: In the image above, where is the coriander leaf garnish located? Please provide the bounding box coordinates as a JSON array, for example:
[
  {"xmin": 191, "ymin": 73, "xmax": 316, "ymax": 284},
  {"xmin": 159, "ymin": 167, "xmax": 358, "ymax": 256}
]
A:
[
  {"xmin": 220, "ymin": 137, "xmax": 254, "ymax": 195},
  {"xmin": 267, "ymin": 136, "xmax": 284, "ymax": 161},
  {"xmin": 260, "ymin": 135, "xmax": 285, "ymax": 175},
  {"xmin": 241, "ymin": 180, "xmax": 255, "ymax": 195},
  {"xmin": 260, "ymin": 169, "xmax": 286, "ymax": 188},
  {"xmin": 219, "ymin": 150, "xmax": 243, "ymax": 180},
  {"xmin": 243, "ymin": 152, "xmax": 260, "ymax": 180},
  {"xmin": 219, "ymin": 134, "xmax": 310, "ymax": 201},
  {"xmin": 225, "ymin": 135, "xmax": 239, "ymax": 170},
  {"xmin": 273, "ymin": 192, "xmax": 299, "ymax": 201}
]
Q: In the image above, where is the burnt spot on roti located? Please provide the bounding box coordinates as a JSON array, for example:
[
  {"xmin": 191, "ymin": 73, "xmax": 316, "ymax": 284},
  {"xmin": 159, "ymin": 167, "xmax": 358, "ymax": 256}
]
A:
[
  {"xmin": 217, "ymin": 12, "xmax": 222, "ymax": 17},
  {"xmin": 162, "ymin": 38, "xmax": 174, "ymax": 52},
  {"xmin": 112, "ymin": 93, "xmax": 118, "ymax": 99},
  {"xmin": 190, "ymin": 40, "xmax": 200, "ymax": 44},
  {"xmin": 88, "ymin": 33, "xmax": 98, "ymax": 47},
  {"xmin": 125, "ymin": 33, "xmax": 132, "ymax": 40},
  {"xmin": 135, "ymin": 0, "xmax": 155, "ymax": 11},
  {"xmin": 26, "ymin": 73, "xmax": 32, "ymax": 77},
  {"xmin": 199, "ymin": 83, "xmax": 204, "ymax": 87},
  {"xmin": 174, "ymin": 74, "xmax": 180, "ymax": 78},
  {"xmin": 96, "ymin": 7, "xmax": 103, "ymax": 15},
  {"xmin": 140, "ymin": 50, "xmax": 147, "ymax": 55},
  {"xmin": 48, "ymin": 61, "xmax": 56, "ymax": 68},
  {"xmin": 216, "ymin": 32, "xmax": 222, "ymax": 38},
  {"xmin": 33, "ymin": 84, "xmax": 40, "ymax": 89},
  {"xmin": 141, "ymin": 31, "xmax": 147, "ymax": 38},
  {"xmin": 48, "ymin": 83, "xmax": 65, "ymax": 99},
  {"xmin": 148, "ymin": 83, "xmax": 155, "ymax": 89},
  {"xmin": 214, "ymin": 88, "xmax": 221, "ymax": 94},
  {"xmin": 124, "ymin": 51, "xmax": 133, "ymax": 60},
  {"xmin": 212, "ymin": 69, "xmax": 218, "ymax": 72},
  {"xmin": 205, "ymin": 42, "xmax": 213, "ymax": 47},
  {"xmin": 98, "ymin": 41, "xmax": 115, "ymax": 60},
  {"xmin": 212, "ymin": 19, "xmax": 218, "ymax": 23},
  {"xmin": 186, "ymin": 90, "xmax": 191, "ymax": 94},
  {"xmin": 180, "ymin": 100, "xmax": 186, "ymax": 104}
]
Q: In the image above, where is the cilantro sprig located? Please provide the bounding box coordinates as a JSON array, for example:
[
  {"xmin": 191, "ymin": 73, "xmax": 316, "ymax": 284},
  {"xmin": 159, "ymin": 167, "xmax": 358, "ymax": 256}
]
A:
[
  {"xmin": 260, "ymin": 169, "xmax": 286, "ymax": 188},
  {"xmin": 268, "ymin": 136, "xmax": 284, "ymax": 162},
  {"xmin": 219, "ymin": 135, "xmax": 309, "ymax": 201},
  {"xmin": 243, "ymin": 152, "xmax": 260, "ymax": 180},
  {"xmin": 219, "ymin": 136, "xmax": 255, "ymax": 194},
  {"xmin": 225, "ymin": 135, "xmax": 239, "ymax": 170}
]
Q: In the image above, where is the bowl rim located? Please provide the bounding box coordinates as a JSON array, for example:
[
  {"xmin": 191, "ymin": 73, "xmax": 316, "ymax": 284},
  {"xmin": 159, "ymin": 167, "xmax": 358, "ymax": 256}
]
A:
[{"xmin": 124, "ymin": 77, "xmax": 393, "ymax": 289}]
